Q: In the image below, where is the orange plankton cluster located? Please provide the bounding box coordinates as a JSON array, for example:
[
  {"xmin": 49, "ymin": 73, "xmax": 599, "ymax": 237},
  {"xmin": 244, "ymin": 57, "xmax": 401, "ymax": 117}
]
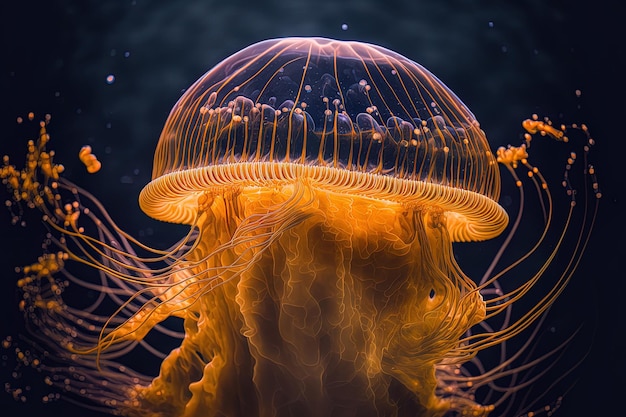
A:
[{"xmin": 78, "ymin": 145, "xmax": 101, "ymax": 174}]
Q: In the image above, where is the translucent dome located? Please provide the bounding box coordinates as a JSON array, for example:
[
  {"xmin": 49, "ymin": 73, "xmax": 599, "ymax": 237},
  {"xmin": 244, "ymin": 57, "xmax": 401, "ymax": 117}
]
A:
[{"xmin": 140, "ymin": 37, "xmax": 507, "ymax": 241}]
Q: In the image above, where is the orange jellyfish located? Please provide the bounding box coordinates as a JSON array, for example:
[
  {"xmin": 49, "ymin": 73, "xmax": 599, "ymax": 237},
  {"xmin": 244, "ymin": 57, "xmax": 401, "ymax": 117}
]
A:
[{"xmin": 1, "ymin": 38, "xmax": 600, "ymax": 417}]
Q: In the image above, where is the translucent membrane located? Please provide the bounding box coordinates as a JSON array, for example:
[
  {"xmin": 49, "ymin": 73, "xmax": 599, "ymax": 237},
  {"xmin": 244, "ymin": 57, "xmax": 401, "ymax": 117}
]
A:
[{"xmin": 141, "ymin": 37, "xmax": 506, "ymax": 241}]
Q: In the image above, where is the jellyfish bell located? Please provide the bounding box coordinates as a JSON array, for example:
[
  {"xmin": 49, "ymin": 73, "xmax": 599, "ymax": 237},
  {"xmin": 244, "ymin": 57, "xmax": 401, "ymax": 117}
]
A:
[
  {"xmin": 1, "ymin": 38, "xmax": 599, "ymax": 417},
  {"xmin": 141, "ymin": 37, "xmax": 507, "ymax": 241}
]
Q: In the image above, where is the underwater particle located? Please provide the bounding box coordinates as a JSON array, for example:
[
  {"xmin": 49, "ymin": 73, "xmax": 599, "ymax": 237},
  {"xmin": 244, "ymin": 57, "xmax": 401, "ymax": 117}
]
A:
[{"xmin": 78, "ymin": 146, "xmax": 101, "ymax": 174}]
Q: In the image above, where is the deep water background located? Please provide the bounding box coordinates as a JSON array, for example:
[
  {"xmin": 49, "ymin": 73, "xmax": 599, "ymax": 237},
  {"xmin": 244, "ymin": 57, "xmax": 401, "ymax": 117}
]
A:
[{"xmin": 1, "ymin": 0, "xmax": 623, "ymax": 416}]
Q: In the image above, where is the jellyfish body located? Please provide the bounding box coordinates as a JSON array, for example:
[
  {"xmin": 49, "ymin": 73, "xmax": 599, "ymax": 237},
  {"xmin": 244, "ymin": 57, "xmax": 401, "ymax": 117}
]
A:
[
  {"xmin": 135, "ymin": 37, "xmax": 503, "ymax": 416},
  {"xmin": 1, "ymin": 38, "xmax": 599, "ymax": 417}
]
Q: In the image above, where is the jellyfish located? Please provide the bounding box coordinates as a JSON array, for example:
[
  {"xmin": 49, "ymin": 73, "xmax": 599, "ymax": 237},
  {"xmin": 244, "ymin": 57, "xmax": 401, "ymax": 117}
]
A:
[{"xmin": 1, "ymin": 38, "xmax": 600, "ymax": 417}]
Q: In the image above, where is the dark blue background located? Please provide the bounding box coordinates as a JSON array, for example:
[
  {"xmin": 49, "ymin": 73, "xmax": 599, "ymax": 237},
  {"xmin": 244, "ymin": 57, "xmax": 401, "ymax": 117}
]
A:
[{"xmin": 1, "ymin": 0, "xmax": 623, "ymax": 416}]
